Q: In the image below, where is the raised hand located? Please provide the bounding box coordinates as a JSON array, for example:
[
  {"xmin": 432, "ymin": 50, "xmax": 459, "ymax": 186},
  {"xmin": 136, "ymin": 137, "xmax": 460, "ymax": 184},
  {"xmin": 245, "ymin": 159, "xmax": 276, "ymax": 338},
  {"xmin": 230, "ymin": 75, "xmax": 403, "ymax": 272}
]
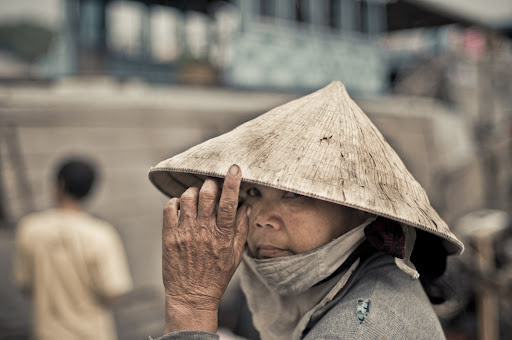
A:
[{"xmin": 162, "ymin": 165, "xmax": 249, "ymax": 333}]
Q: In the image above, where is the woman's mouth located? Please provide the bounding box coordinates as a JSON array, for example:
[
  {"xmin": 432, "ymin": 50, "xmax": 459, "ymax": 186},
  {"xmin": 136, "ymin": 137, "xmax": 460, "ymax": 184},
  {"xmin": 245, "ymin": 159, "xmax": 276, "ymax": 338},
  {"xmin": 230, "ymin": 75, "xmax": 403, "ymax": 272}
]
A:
[{"xmin": 256, "ymin": 245, "xmax": 294, "ymax": 259}]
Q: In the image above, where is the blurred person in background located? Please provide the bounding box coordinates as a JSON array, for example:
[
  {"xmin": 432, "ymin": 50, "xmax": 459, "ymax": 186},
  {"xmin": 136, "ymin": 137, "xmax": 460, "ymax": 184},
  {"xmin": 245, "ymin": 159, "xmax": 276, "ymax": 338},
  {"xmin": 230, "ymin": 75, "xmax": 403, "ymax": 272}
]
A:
[
  {"xmin": 149, "ymin": 82, "xmax": 464, "ymax": 340},
  {"xmin": 13, "ymin": 157, "xmax": 132, "ymax": 340}
]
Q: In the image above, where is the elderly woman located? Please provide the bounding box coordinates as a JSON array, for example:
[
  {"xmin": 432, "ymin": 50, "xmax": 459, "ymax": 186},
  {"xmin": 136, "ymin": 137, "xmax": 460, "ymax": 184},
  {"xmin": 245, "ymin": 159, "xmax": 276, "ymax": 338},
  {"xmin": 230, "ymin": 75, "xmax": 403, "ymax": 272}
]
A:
[{"xmin": 149, "ymin": 82, "xmax": 463, "ymax": 340}]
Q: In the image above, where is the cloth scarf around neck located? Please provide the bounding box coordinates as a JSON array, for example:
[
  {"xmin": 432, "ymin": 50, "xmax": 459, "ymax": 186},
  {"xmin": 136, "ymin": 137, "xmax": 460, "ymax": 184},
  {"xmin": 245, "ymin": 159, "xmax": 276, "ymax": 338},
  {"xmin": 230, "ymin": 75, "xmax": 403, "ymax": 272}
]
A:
[
  {"xmin": 239, "ymin": 218, "xmax": 373, "ymax": 340},
  {"xmin": 239, "ymin": 217, "xmax": 419, "ymax": 340}
]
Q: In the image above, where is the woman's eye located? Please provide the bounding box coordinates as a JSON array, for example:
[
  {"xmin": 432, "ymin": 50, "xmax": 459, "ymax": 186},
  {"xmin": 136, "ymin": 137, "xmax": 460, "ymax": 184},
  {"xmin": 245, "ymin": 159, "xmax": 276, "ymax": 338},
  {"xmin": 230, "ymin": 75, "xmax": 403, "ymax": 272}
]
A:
[
  {"xmin": 283, "ymin": 191, "xmax": 303, "ymax": 198},
  {"xmin": 246, "ymin": 188, "xmax": 261, "ymax": 197}
]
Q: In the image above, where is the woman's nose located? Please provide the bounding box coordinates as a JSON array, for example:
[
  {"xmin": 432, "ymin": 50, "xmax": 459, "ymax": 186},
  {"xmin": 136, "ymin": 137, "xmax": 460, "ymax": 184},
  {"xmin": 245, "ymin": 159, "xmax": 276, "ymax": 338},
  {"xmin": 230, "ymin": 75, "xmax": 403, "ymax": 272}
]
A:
[
  {"xmin": 256, "ymin": 221, "xmax": 274, "ymax": 229},
  {"xmin": 253, "ymin": 203, "xmax": 281, "ymax": 230}
]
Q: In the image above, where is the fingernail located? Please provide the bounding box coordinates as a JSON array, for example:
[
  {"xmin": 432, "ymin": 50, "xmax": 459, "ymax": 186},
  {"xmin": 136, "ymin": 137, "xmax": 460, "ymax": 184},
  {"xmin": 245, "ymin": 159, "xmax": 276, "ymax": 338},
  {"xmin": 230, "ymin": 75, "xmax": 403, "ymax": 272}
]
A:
[
  {"xmin": 229, "ymin": 164, "xmax": 239, "ymax": 175},
  {"xmin": 246, "ymin": 206, "xmax": 251, "ymax": 216}
]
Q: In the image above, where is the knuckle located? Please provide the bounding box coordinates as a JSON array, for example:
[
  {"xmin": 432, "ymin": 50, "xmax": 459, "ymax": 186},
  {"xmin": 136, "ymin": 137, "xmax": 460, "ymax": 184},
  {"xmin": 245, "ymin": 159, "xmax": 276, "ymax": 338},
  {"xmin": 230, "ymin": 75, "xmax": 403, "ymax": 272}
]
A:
[
  {"xmin": 199, "ymin": 187, "xmax": 217, "ymax": 201},
  {"xmin": 162, "ymin": 227, "xmax": 177, "ymax": 244},
  {"xmin": 218, "ymin": 203, "xmax": 237, "ymax": 223},
  {"xmin": 181, "ymin": 187, "xmax": 199, "ymax": 202},
  {"xmin": 163, "ymin": 216, "xmax": 178, "ymax": 229},
  {"xmin": 163, "ymin": 234, "xmax": 188, "ymax": 250},
  {"xmin": 162, "ymin": 230, "xmax": 174, "ymax": 243},
  {"xmin": 222, "ymin": 200, "xmax": 238, "ymax": 212},
  {"xmin": 196, "ymin": 216, "xmax": 210, "ymax": 228},
  {"xmin": 164, "ymin": 198, "xmax": 179, "ymax": 212}
]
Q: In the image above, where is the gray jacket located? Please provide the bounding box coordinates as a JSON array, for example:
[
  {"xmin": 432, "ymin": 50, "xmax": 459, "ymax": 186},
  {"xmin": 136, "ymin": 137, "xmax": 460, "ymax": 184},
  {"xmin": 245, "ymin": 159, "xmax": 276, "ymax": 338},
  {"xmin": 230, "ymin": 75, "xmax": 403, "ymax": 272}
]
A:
[{"xmin": 156, "ymin": 254, "xmax": 445, "ymax": 340}]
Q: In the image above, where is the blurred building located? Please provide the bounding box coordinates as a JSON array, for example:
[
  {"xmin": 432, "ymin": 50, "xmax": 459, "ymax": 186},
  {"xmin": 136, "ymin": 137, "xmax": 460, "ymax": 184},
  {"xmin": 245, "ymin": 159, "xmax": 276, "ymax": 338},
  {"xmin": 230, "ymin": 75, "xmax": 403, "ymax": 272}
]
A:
[
  {"xmin": 2, "ymin": 0, "xmax": 510, "ymax": 94},
  {"xmin": 15, "ymin": 0, "xmax": 390, "ymax": 94}
]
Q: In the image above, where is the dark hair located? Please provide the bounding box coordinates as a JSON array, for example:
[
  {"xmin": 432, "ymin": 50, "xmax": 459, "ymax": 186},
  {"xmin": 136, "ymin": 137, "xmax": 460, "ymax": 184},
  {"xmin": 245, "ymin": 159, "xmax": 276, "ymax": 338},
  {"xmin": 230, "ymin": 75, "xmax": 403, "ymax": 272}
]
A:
[
  {"xmin": 55, "ymin": 158, "xmax": 97, "ymax": 200},
  {"xmin": 411, "ymin": 229, "xmax": 449, "ymax": 304}
]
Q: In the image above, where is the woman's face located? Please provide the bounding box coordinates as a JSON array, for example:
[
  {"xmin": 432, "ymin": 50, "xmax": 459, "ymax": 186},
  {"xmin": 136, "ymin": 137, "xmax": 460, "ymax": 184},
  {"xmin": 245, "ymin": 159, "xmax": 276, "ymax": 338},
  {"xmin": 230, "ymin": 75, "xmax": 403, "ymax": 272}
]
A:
[{"xmin": 242, "ymin": 184, "xmax": 364, "ymax": 259}]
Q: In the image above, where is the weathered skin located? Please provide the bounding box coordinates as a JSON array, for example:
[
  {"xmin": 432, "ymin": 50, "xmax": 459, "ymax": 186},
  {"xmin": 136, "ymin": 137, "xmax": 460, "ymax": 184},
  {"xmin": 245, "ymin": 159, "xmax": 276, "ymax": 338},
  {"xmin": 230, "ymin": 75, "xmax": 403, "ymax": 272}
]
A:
[{"xmin": 162, "ymin": 165, "xmax": 249, "ymax": 333}]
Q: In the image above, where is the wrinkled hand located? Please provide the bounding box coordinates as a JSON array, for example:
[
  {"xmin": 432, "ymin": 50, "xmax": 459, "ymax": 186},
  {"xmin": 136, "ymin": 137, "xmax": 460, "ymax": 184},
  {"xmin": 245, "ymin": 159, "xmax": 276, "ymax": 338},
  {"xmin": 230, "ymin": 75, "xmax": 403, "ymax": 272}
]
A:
[{"xmin": 162, "ymin": 165, "xmax": 249, "ymax": 333}]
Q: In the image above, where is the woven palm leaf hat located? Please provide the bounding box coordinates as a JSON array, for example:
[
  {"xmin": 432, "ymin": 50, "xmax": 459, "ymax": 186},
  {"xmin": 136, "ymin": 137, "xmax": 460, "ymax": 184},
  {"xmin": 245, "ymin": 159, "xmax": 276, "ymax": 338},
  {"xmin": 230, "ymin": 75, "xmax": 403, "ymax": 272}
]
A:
[{"xmin": 149, "ymin": 81, "xmax": 463, "ymax": 255}]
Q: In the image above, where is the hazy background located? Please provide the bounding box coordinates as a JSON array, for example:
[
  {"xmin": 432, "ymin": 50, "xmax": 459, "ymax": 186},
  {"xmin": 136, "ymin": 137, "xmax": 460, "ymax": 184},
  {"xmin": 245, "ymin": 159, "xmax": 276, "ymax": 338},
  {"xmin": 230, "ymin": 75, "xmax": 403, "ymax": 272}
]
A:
[{"xmin": 0, "ymin": 1, "xmax": 511, "ymax": 339}]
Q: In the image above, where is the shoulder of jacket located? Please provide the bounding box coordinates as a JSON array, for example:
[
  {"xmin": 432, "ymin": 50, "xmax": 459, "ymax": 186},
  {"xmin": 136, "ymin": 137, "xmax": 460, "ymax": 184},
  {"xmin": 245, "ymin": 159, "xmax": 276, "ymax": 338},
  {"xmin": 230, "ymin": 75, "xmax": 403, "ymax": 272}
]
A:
[
  {"xmin": 304, "ymin": 255, "xmax": 445, "ymax": 340},
  {"xmin": 306, "ymin": 294, "xmax": 444, "ymax": 340}
]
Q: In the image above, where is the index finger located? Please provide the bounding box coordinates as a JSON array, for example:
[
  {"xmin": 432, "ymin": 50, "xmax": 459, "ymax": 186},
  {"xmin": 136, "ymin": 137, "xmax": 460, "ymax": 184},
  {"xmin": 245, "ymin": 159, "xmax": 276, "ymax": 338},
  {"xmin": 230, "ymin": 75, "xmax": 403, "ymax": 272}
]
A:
[{"xmin": 217, "ymin": 164, "xmax": 242, "ymax": 229}]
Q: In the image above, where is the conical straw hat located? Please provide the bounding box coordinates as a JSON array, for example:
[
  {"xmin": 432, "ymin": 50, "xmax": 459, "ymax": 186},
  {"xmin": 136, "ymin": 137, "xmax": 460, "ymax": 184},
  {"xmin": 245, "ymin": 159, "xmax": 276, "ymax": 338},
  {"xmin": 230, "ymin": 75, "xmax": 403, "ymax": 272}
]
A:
[{"xmin": 149, "ymin": 81, "xmax": 463, "ymax": 255}]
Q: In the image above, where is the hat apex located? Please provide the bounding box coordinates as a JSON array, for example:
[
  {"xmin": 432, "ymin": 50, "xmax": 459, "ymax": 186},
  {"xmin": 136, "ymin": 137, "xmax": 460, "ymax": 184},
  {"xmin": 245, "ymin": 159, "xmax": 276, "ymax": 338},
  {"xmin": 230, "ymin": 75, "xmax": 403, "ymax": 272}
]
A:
[{"xmin": 149, "ymin": 81, "xmax": 463, "ymax": 255}]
